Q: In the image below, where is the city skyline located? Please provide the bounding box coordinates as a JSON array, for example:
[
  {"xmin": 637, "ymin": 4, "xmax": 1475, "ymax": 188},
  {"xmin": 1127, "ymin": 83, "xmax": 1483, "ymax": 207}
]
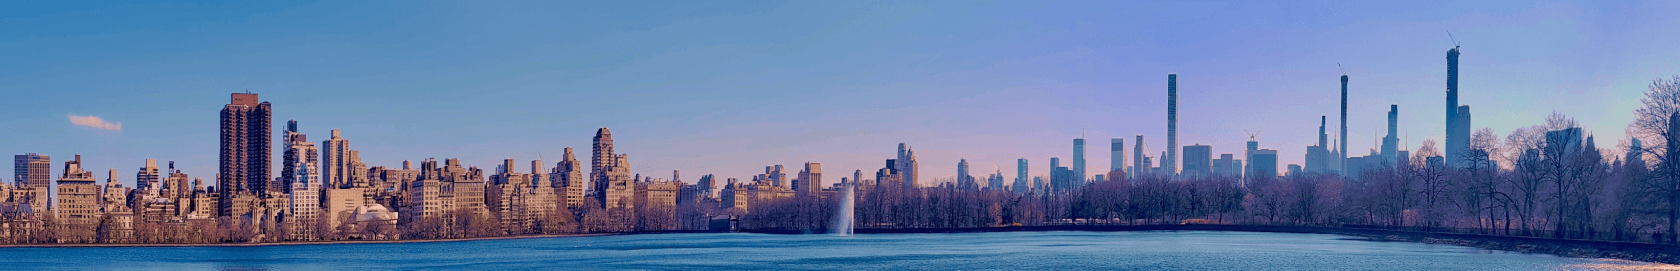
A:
[{"xmin": 5, "ymin": 1, "xmax": 1680, "ymax": 189}]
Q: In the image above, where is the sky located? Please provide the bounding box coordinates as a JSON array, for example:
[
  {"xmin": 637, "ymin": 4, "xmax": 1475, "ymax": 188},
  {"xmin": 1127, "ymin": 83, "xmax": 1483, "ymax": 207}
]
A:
[{"xmin": 4, "ymin": 1, "xmax": 1679, "ymax": 188}]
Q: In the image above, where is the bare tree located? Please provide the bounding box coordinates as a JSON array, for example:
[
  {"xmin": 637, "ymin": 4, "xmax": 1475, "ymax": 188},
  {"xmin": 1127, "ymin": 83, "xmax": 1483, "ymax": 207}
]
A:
[
  {"xmin": 1538, "ymin": 112, "xmax": 1585, "ymax": 238},
  {"xmin": 1463, "ymin": 128, "xmax": 1511, "ymax": 233},
  {"xmin": 1629, "ymin": 75, "xmax": 1680, "ymax": 243},
  {"xmin": 1506, "ymin": 127, "xmax": 1548, "ymax": 235}
]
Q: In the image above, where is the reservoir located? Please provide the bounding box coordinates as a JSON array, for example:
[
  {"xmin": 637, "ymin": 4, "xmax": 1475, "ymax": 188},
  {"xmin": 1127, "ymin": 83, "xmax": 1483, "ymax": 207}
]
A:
[{"xmin": 0, "ymin": 231, "xmax": 1663, "ymax": 270}]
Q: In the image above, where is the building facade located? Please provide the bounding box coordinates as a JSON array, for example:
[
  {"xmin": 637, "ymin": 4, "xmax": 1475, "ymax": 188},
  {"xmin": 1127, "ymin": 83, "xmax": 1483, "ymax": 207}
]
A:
[{"xmin": 219, "ymin": 93, "xmax": 273, "ymax": 216}]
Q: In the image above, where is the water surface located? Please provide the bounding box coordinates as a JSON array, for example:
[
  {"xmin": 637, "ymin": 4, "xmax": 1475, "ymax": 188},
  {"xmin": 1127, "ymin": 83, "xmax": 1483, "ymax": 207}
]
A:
[{"xmin": 0, "ymin": 231, "xmax": 1664, "ymax": 270}]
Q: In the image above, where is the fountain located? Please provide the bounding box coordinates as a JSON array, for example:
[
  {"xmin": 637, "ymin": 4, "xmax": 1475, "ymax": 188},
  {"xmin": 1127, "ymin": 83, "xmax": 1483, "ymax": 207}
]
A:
[{"xmin": 831, "ymin": 183, "xmax": 855, "ymax": 236}]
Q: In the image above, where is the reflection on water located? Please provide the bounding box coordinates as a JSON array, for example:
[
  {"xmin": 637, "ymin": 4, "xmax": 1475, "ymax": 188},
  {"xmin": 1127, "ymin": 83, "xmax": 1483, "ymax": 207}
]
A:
[
  {"xmin": 1568, "ymin": 259, "xmax": 1680, "ymax": 271},
  {"xmin": 0, "ymin": 231, "xmax": 1666, "ymax": 270}
]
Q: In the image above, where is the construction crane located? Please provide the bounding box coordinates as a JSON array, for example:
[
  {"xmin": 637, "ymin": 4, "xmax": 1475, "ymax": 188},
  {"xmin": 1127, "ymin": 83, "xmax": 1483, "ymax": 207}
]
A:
[
  {"xmin": 1244, "ymin": 129, "xmax": 1262, "ymax": 141},
  {"xmin": 1447, "ymin": 30, "xmax": 1461, "ymax": 48}
]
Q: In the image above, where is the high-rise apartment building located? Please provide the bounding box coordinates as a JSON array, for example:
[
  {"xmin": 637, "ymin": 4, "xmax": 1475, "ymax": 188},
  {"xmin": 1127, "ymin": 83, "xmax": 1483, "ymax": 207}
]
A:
[
  {"xmin": 1340, "ymin": 74, "xmax": 1349, "ymax": 175},
  {"xmin": 56, "ymin": 155, "xmax": 99, "ymax": 226},
  {"xmin": 593, "ymin": 128, "xmax": 634, "ymax": 210},
  {"xmin": 795, "ymin": 162, "xmax": 821, "ymax": 197},
  {"xmin": 958, "ymin": 159, "xmax": 976, "ymax": 190},
  {"xmin": 321, "ymin": 129, "xmax": 352, "ymax": 188},
  {"xmin": 1445, "ymin": 46, "xmax": 1472, "ymax": 168},
  {"xmin": 1454, "ymin": 105, "xmax": 1472, "ymax": 166},
  {"xmin": 552, "ymin": 147, "xmax": 587, "ymax": 209},
  {"xmin": 282, "ymin": 121, "xmax": 321, "ymax": 239},
  {"xmin": 14, "ymin": 153, "xmax": 50, "ymax": 190},
  {"xmin": 219, "ymin": 92, "xmax": 272, "ymax": 216},
  {"xmin": 896, "ymin": 143, "xmax": 919, "ymax": 190},
  {"xmin": 136, "ymin": 159, "xmax": 160, "ymax": 193},
  {"xmin": 1165, "ymin": 74, "xmax": 1179, "ymax": 175},
  {"xmin": 14, "ymin": 153, "xmax": 51, "ymax": 214}
]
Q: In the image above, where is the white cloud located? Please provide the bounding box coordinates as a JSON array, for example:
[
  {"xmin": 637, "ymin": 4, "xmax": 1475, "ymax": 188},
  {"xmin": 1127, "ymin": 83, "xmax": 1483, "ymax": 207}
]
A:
[{"xmin": 68, "ymin": 114, "xmax": 121, "ymax": 131}]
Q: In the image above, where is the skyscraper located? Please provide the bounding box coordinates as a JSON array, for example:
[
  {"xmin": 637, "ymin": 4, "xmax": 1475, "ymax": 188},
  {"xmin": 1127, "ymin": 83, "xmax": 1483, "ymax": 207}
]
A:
[
  {"xmin": 1244, "ymin": 135, "xmax": 1259, "ymax": 184},
  {"xmin": 795, "ymin": 162, "xmax": 821, "ymax": 197},
  {"xmin": 1306, "ymin": 116, "xmax": 1330, "ymax": 173},
  {"xmin": 1454, "ymin": 105, "xmax": 1472, "ymax": 166},
  {"xmin": 1212, "ymin": 154, "xmax": 1235, "ymax": 177},
  {"xmin": 321, "ymin": 129, "xmax": 352, "ymax": 188},
  {"xmin": 1382, "ymin": 105, "xmax": 1400, "ymax": 166},
  {"xmin": 1110, "ymin": 138, "xmax": 1125, "ymax": 174},
  {"xmin": 282, "ymin": 120, "xmax": 321, "ymax": 193},
  {"xmin": 1072, "ymin": 137, "xmax": 1085, "ymax": 185},
  {"xmin": 136, "ymin": 159, "xmax": 160, "ymax": 193},
  {"xmin": 282, "ymin": 121, "xmax": 321, "ymax": 238},
  {"xmin": 593, "ymin": 128, "xmax": 634, "ymax": 209},
  {"xmin": 281, "ymin": 120, "xmax": 302, "ymax": 191},
  {"xmin": 988, "ymin": 166, "xmax": 1005, "ymax": 190},
  {"xmin": 1250, "ymin": 149, "xmax": 1279, "ymax": 183},
  {"xmin": 1445, "ymin": 45, "xmax": 1471, "ymax": 168},
  {"xmin": 592, "ymin": 128, "xmax": 614, "ymax": 185},
  {"xmin": 219, "ymin": 92, "xmax": 272, "ymax": 215},
  {"xmin": 1014, "ymin": 158, "xmax": 1028, "ymax": 193},
  {"xmin": 1165, "ymin": 74, "xmax": 1179, "ymax": 175},
  {"xmin": 896, "ymin": 143, "xmax": 919, "ymax": 190},
  {"xmin": 957, "ymin": 159, "xmax": 972, "ymax": 189},
  {"xmin": 1133, "ymin": 135, "xmax": 1147, "ymax": 178},
  {"xmin": 552, "ymin": 147, "xmax": 586, "ymax": 209},
  {"xmin": 1340, "ymin": 73, "xmax": 1349, "ymax": 175},
  {"xmin": 14, "ymin": 153, "xmax": 50, "ymax": 191},
  {"xmin": 1049, "ymin": 157, "xmax": 1062, "ymax": 192},
  {"xmin": 1182, "ymin": 144, "xmax": 1212, "ymax": 177}
]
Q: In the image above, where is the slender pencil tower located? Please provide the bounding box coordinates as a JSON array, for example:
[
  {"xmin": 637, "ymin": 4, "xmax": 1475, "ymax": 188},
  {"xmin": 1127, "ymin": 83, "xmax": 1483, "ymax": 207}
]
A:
[
  {"xmin": 1166, "ymin": 74, "xmax": 1178, "ymax": 176},
  {"xmin": 1340, "ymin": 73, "xmax": 1348, "ymax": 175}
]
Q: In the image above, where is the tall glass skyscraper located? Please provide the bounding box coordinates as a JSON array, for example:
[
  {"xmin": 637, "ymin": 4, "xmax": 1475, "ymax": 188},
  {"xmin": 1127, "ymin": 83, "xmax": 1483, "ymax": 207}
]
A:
[
  {"xmin": 1110, "ymin": 138, "xmax": 1125, "ymax": 174},
  {"xmin": 1166, "ymin": 74, "xmax": 1178, "ymax": 175},
  {"xmin": 1072, "ymin": 138, "xmax": 1085, "ymax": 185}
]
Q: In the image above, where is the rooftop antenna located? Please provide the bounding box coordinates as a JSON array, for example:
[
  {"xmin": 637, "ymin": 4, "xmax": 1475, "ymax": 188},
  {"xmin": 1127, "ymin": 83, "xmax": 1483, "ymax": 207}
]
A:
[
  {"xmin": 1243, "ymin": 129, "xmax": 1262, "ymax": 141},
  {"xmin": 1447, "ymin": 30, "xmax": 1461, "ymax": 48}
]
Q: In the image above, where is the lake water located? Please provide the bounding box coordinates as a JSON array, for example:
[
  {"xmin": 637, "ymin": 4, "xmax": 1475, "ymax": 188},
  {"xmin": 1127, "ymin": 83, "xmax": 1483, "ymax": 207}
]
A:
[{"xmin": 0, "ymin": 231, "xmax": 1667, "ymax": 270}]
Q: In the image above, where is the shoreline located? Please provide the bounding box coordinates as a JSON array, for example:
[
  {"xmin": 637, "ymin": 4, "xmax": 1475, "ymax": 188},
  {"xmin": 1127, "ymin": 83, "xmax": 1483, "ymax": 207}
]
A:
[
  {"xmin": 0, "ymin": 233, "xmax": 618, "ymax": 248},
  {"xmin": 748, "ymin": 224, "xmax": 1680, "ymax": 264}
]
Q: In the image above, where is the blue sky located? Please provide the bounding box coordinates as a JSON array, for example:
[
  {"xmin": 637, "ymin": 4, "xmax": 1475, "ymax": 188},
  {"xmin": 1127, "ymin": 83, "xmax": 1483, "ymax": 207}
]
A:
[{"xmin": 4, "ymin": 1, "xmax": 1678, "ymax": 187}]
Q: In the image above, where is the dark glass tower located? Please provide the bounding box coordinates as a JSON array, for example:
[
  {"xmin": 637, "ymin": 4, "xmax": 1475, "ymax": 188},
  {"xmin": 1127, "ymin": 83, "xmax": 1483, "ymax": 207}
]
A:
[
  {"xmin": 1445, "ymin": 46, "xmax": 1461, "ymax": 165},
  {"xmin": 1166, "ymin": 74, "xmax": 1178, "ymax": 175}
]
